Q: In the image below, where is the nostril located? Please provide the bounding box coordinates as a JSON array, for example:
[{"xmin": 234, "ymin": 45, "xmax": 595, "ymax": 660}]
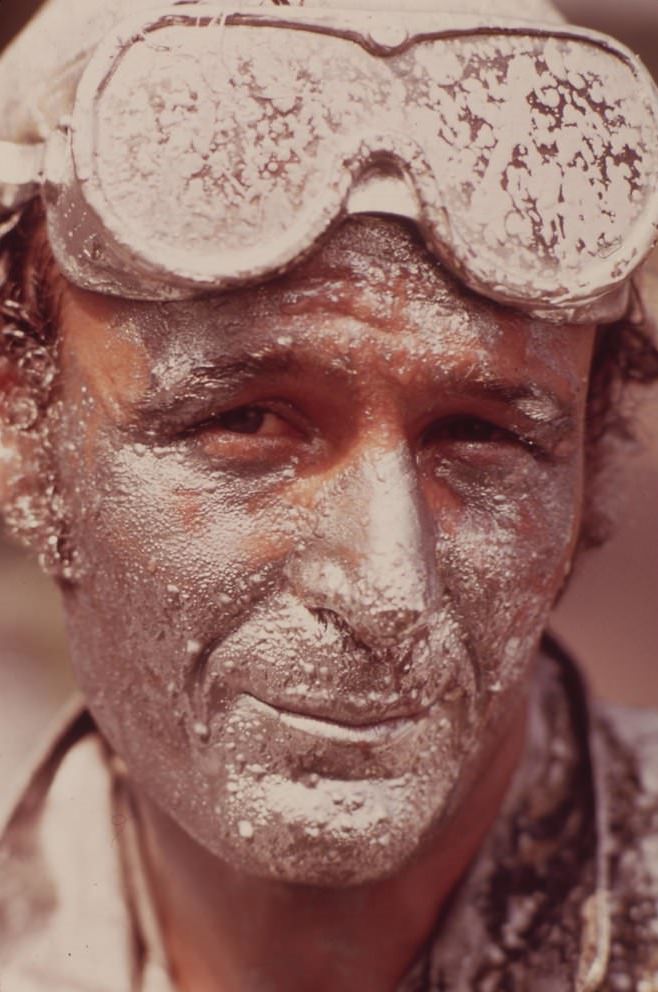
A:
[
  {"xmin": 374, "ymin": 607, "xmax": 429, "ymax": 644},
  {"xmin": 312, "ymin": 607, "xmax": 341, "ymax": 630},
  {"xmin": 310, "ymin": 607, "xmax": 361, "ymax": 642},
  {"xmin": 309, "ymin": 604, "xmax": 430, "ymax": 657}
]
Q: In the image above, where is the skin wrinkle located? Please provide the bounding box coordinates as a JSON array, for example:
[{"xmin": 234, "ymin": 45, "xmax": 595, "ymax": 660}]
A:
[{"xmin": 49, "ymin": 216, "xmax": 594, "ymax": 907}]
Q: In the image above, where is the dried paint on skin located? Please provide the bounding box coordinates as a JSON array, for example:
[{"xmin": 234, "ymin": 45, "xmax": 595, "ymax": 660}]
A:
[{"xmin": 54, "ymin": 217, "xmax": 594, "ymax": 886}]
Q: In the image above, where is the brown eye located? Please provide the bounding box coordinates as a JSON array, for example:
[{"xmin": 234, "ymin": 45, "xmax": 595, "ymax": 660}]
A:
[
  {"xmin": 424, "ymin": 416, "xmax": 515, "ymax": 447},
  {"xmin": 218, "ymin": 406, "xmax": 269, "ymax": 435},
  {"xmin": 201, "ymin": 404, "xmax": 302, "ymax": 442}
]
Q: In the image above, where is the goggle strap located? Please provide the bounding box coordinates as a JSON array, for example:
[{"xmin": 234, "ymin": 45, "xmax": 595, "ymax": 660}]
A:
[{"xmin": 0, "ymin": 141, "xmax": 45, "ymax": 215}]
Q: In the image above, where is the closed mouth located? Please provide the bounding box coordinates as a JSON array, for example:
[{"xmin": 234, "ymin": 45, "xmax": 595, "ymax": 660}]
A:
[{"xmin": 243, "ymin": 694, "xmax": 427, "ymax": 744}]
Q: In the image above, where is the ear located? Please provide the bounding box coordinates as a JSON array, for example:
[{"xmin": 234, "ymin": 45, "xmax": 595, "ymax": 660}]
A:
[
  {"xmin": 0, "ymin": 353, "xmax": 41, "ymax": 515},
  {"xmin": 0, "ymin": 355, "xmax": 35, "ymax": 496},
  {"xmin": 0, "ymin": 355, "xmax": 70, "ymax": 579}
]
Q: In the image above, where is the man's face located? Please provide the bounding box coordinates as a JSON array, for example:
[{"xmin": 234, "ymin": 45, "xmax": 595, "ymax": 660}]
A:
[{"xmin": 53, "ymin": 218, "xmax": 594, "ymax": 885}]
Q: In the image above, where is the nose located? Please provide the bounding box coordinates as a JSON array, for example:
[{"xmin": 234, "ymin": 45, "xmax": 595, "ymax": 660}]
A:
[{"xmin": 287, "ymin": 444, "xmax": 441, "ymax": 649}]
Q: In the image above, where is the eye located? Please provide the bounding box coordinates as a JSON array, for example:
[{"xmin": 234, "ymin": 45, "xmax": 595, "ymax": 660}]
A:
[
  {"xmin": 214, "ymin": 406, "xmax": 287, "ymax": 437},
  {"xmin": 192, "ymin": 403, "xmax": 305, "ymax": 451},
  {"xmin": 423, "ymin": 415, "xmax": 519, "ymax": 448}
]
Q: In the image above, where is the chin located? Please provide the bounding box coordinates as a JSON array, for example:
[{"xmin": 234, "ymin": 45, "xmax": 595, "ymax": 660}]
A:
[{"xmin": 186, "ymin": 771, "xmax": 458, "ymax": 887}]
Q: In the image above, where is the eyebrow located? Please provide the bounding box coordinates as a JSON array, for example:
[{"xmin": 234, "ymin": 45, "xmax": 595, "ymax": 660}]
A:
[
  {"xmin": 131, "ymin": 352, "xmax": 307, "ymax": 421},
  {"xmin": 131, "ymin": 349, "xmax": 575, "ymax": 434},
  {"xmin": 462, "ymin": 379, "xmax": 573, "ymax": 426}
]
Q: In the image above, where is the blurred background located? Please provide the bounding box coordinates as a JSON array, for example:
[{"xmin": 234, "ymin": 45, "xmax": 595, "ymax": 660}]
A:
[{"xmin": 0, "ymin": 0, "xmax": 657, "ymax": 790}]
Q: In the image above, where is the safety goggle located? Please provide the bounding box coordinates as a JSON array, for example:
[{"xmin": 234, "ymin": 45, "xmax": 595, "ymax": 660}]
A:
[{"xmin": 2, "ymin": 5, "xmax": 658, "ymax": 323}]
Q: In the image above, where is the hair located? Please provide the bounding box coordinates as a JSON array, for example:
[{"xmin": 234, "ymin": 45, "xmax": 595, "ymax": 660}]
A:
[
  {"xmin": 2, "ymin": 199, "xmax": 658, "ymax": 553},
  {"xmin": 0, "ymin": 202, "xmax": 61, "ymax": 408}
]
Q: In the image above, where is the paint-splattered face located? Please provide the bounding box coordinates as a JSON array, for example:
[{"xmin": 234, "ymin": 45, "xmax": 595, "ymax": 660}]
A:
[{"xmin": 55, "ymin": 218, "xmax": 594, "ymax": 885}]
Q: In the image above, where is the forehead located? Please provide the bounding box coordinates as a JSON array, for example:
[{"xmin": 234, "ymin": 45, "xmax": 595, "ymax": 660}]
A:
[{"xmin": 61, "ymin": 219, "xmax": 585, "ymax": 411}]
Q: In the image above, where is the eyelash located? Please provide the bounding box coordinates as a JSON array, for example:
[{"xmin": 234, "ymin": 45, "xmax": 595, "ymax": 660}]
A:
[
  {"xmin": 421, "ymin": 415, "xmax": 532, "ymax": 451},
  {"xmin": 188, "ymin": 402, "xmax": 305, "ymax": 443}
]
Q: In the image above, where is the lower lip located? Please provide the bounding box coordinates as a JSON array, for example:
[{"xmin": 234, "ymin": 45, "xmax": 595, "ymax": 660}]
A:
[{"xmin": 243, "ymin": 695, "xmax": 423, "ymax": 745}]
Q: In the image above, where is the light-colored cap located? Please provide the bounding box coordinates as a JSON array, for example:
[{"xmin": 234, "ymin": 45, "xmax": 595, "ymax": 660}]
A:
[{"xmin": 0, "ymin": 0, "xmax": 565, "ymax": 144}]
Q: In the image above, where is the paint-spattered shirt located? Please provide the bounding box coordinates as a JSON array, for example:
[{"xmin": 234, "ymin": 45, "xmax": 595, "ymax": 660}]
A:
[{"xmin": 1, "ymin": 641, "xmax": 658, "ymax": 991}]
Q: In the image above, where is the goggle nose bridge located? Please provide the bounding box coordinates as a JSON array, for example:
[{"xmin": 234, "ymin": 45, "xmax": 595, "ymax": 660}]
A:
[{"xmin": 342, "ymin": 130, "xmax": 441, "ymax": 226}]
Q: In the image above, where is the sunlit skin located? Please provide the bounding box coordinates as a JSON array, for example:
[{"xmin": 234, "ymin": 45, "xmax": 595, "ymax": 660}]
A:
[{"xmin": 8, "ymin": 217, "xmax": 595, "ymax": 991}]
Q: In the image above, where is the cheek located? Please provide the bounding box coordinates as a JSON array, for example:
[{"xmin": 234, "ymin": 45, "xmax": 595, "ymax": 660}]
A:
[
  {"xmin": 58, "ymin": 422, "xmax": 300, "ymax": 757},
  {"xmin": 431, "ymin": 454, "xmax": 582, "ymax": 692},
  {"xmin": 66, "ymin": 429, "xmax": 291, "ymax": 590}
]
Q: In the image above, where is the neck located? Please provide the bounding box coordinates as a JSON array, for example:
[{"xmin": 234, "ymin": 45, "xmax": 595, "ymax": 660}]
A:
[{"xmin": 136, "ymin": 703, "xmax": 527, "ymax": 992}]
